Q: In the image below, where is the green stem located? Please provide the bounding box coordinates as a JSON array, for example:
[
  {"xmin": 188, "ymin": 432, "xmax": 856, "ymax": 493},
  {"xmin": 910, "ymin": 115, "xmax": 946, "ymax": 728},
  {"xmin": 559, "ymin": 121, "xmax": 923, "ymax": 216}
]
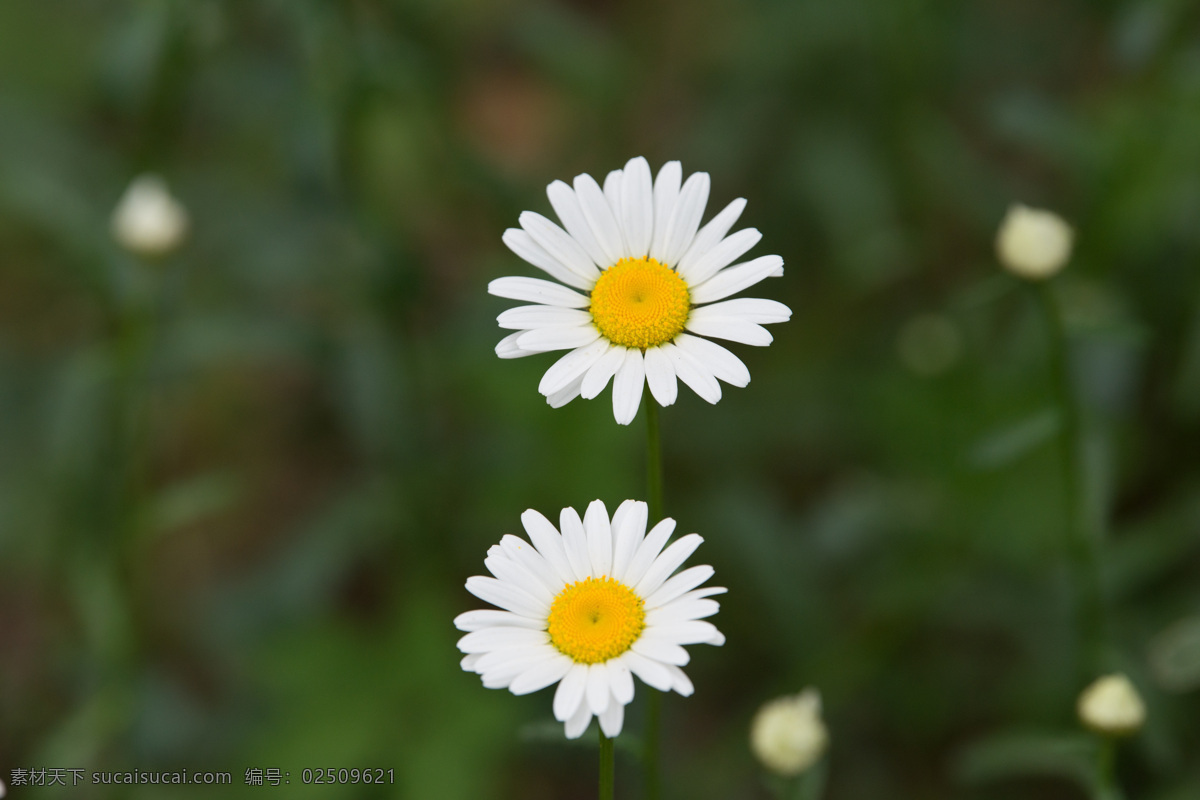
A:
[
  {"xmin": 644, "ymin": 387, "xmax": 663, "ymax": 522},
  {"xmin": 599, "ymin": 728, "xmax": 615, "ymax": 800},
  {"xmin": 1036, "ymin": 283, "xmax": 1108, "ymax": 679},
  {"xmin": 1093, "ymin": 737, "xmax": 1123, "ymax": 800},
  {"xmin": 796, "ymin": 759, "xmax": 828, "ymax": 800},
  {"xmin": 643, "ymin": 386, "xmax": 663, "ymax": 800},
  {"xmin": 644, "ymin": 692, "xmax": 661, "ymax": 800}
]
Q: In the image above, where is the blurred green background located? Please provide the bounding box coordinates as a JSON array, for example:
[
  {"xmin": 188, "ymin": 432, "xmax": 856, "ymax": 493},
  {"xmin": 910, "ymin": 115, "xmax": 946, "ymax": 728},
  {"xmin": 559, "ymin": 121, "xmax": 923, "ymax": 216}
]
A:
[{"xmin": 2, "ymin": 0, "xmax": 1199, "ymax": 797}]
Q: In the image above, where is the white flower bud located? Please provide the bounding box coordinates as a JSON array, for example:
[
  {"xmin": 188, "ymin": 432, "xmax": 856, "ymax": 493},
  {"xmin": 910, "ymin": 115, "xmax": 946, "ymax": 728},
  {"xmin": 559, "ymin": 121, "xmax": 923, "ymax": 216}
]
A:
[
  {"xmin": 1078, "ymin": 673, "xmax": 1146, "ymax": 736},
  {"xmin": 750, "ymin": 688, "xmax": 828, "ymax": 776},
  {"xmin": 111, "ymin": 174, "xmax": 189, "ymax": 258},
  {"xmin": 995, "ymin": 204, "xmax": 1073, "ymax": 280}
]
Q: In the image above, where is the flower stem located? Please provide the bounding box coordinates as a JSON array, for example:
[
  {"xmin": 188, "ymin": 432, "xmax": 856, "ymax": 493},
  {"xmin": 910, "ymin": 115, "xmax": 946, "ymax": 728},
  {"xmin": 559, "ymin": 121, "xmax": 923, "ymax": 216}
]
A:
[
  {"xmin": 1037, "ymin": 282, "xmax": 1108, "ymax": 680},
  {"xmin": 1093, "ymin": 736, "xmax": 1123, "ymax": 800},
  {"xmin": 644, "ymin": 387, "xmax": 663, "ymax": 522},
  {"xmin": 599, "ymin": 728, "xmax": 615, "ymax": 800},
  {"xmin": 643, "ymin": 386, "xmax": 663, "ymax": 800},
  {"xmin": 796, "ymin": 759, "xmax": 828, "ymax": 800}
]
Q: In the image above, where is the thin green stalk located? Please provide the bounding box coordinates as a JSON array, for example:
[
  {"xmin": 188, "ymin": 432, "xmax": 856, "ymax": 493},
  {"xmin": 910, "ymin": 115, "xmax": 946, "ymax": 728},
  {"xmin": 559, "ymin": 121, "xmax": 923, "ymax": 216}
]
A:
[
  {"xmin": 109, "ymin": 278, "xmax": 162, "ymax": 673},
  {"xmin": 599, "ymin": 728, "xmax": 615, "ymax": 800},
  {"xmin": 1036, "ymin": 283, "xmax": 1108, "ymax": 679},
  {"xmin": 796, "ymin": 759, "xmax": 827, "ymax": 800},
  {"xmin": 644, "ymin": 692, "xmax": 661, "ymax": 800},
  {"xmin": 644, "ymin": 388, "xmax": 663, "ymax": 522},
  {"xmin": 643, "ymin": 387, "xmax": 663, "ymax": 800},
  {"xmin": 1093, "ymin": 737, "xmax": 1123, "ymax": 800}
]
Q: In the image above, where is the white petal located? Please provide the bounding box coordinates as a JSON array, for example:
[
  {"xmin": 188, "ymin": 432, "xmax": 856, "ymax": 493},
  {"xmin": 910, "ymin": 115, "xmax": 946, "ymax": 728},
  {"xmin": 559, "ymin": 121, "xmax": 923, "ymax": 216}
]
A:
[
  {"xmin": 676, "ymin": 198, "xmax": 747, "ymax": 276},
  {"xmin": 538, "ymin": 340, "xmax": 612, "ymax": 396},
  {"xmin": 499, "ymin": 534, "xmax": 561, "ymax": 595},
  {"xmin": 564, "ymin": 699, "xmax": 593, "ymax": 739},
  {"xmin": 465, "ymin": 576, "xmax": 549, "ymax": 619},
  {"xmin": 643, "ymin": 620, "xmax": 722, "ymax": 646},
  {"xmin": 586, "ymin": 662, "xmax": 611, "ymax": 715},
  {"xmin": 635, "ymin": 533, "xmax": 704, "ymax": 598},
  {"xmin": 583, "ymin": 499, "xmax": 612, "ymax": 577},
  {"xmin": 664, "ymin": 664, "xmax": 695, "ymax": 696},
  {"xmin": 554, "ymin": 663, "xmax": 589, "ymax": 721},
  {"xmin": 559, "ymin": 507, "xmax": 592, "ymax": 582},
  {"xmin": 497, "ymin": 305, "xmax": 592, "ymax": 331},
  {"xmin": 676, "ymin": 586, "xmax": 728, "ymax": 601},
  {"xmin": 495, "ymin": 331, "xmax": 540, "ymax": 360},
  {"xmin": 461, "ymin": 653, "xmax": 483, "ymax": 671},
  {"xmin": 488, "ymin": 276, "xmax": 589, "ymax": 308},
  {"xmin": 611, "ymin": 348, "xmax": 645, "ymax": 425},
  {"xmin": 476, "ymin": 644, "xmax": 559, "ymax": 676},
  {"xmin": 662, "ymin": 343, "xmax": 722, "ymax": 404},
  {"xmin": 645, "ymin": 598, "xmax": 721, "ymax": 625},
  {"xmin": 599, "ymin": 693, "xmax": 625, "ymax": 737},
  {"xmin": 623, "ymin": 650, "xmax": 674, "ymax": 692},
  {"xmin": 642, "ymin": 346, "xmax": 678, "ymax": 407},
  {"xmin": 609, "ymin": 657, "xmax": 636, "ymax": 705},
  {"xmin": 690, "ymin": 255, "xmax": 784, "ymax": 304},
  {"xmin": 622, "ymin": 518, "xmax": 677, "ymax": 588},
  {"xmin": 516, "ymin": 325, "xmax": 600, "ymax": 352},
  {"xmin": 659, "ymin": 172, "xmax": 710, "ymax": 267},
  {"xmin": 520, "ymin": 211, "xmax": 601, "ymax": 284},
  {"xmin": 454, "ymin": 609, "xmax": 547, "ymax": 632},
  {"xmin": 610, "ymin": 500, "xmax": 648, "ymax": 581},
  {"xmin": 631, "ymin": 637, "xmax": 690, "ymax": 666},
  {"xmin": 619, "ymin": 156, "xmax": 654, "ymax": 257},
  {"xmin": 649, "ymin": 161, "xmax": 682, "ymax": 262},
  {"xmin": 484, "ymin": 552, "xmax": 554, "ymax": 606},
  {"xmin": 481, "ymin": 651, "xmax": 551, "ymax": 689},
  {"xmin": 509, "ymin": 653, "xmax": 574, "ymax": 695},
  {"xmin": 457, "ymin": 626, "xmax": 550, "ymax": 654},
  {"xmin": 575, "ymin": 173, "xmax": 625, "ymax": 265},
  {"xmin": 692, "ymin": 297, "xmax": 792, "ymax": 324},
  {"xmin": 673, "ymin": 334, "xmax": 749, "ymax": 387},
  {"xmin": 644, "ymin": 565, "xmax": 717, "ymax": 609},
  {"xmin": 581, "ymin": 345, "xmax": 627, "ymax": 400},
  {"xmin": 684, "ymin": 317, "xmax": 773, "ymax": 346},
  {"xmin": 502, "ymin": 228, "xmax": 593, "ymax": 291},
  {"xmin": 677, "ymin": 228, "xmax": 762, "ymax": 285},
  {"xmin": 546, "ymin": 374, "xmax": 584, "ymax": 408},
  {"xmin": 547, "ymin": 180, "xmax": 609, "ymax": 267},
  {"xmin": 603, "ymin": 170, "xmax": 627, "ymax": 256},
  {"xmin": 520, "ymin": 509, "xmax": 575, "ymax": 585},
  {"xmin": 481, "ymin": 674, "xmax": 515, "ymax": 690}
]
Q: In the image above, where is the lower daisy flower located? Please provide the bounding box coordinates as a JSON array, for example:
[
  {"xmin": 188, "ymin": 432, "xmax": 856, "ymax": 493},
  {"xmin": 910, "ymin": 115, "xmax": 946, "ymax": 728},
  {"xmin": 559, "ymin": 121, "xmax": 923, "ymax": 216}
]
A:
[
  {"xmin": 490, "ymin": 156, "xmax": 791, "ymax": 425},
  {"xmin": 455, "ymin": 500, "xmax": 726, "ymax": 738}
]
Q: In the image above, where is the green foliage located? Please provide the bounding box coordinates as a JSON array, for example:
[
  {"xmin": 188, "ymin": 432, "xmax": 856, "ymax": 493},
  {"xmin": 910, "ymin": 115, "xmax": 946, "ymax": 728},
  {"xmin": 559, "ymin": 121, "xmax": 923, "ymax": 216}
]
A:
[{"xmin": 1, "ymin": 0, "xmax": 1199, "ymax": 798}]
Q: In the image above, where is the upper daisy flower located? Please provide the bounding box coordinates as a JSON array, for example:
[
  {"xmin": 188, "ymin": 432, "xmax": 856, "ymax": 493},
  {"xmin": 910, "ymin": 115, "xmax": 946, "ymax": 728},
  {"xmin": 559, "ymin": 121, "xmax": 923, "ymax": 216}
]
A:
[
  {"xmin": 490, "ymin": 157, "xmax": 791, "ymax": 425},
  {"xmin": 455, "ymin": 499, "xmax": 725, "ymax": 739}
]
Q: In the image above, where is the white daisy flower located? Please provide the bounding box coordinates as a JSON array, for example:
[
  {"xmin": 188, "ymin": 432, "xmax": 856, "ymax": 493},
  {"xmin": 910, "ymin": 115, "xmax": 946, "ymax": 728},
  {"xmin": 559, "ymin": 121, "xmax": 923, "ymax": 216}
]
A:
[
  {"xmin": 455, "ymin": 499, "xmax": 726, "ymax": 739},
  {"xmin": 490, "ymin": 157, "xmax": 791, "ymax": 425}
]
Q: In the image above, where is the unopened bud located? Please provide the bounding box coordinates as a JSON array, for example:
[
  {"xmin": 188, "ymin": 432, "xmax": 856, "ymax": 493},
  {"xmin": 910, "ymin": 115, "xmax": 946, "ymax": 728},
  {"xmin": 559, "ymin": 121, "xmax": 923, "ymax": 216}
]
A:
[
  {"xmin": 111, "ymin": 174, "xmax": 189, "ymax": 258},
  {"xmin": 1078, "ymin": 673, "xmax": 1145, "ymax": 736},
  {"xmin": 996, "ymin": 204, "xmax": 1073, "ymax": 280},
  {"xmin": 750, "ymin": 688, "xmax": 828, "ymax": 776}
]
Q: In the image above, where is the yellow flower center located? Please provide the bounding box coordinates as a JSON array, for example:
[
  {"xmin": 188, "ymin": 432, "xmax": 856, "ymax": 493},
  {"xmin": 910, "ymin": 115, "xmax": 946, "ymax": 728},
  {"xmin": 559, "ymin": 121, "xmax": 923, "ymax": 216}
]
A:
[
  {"xmin": 589, "ymin": 257, "xmax": 691, "ymax": 350},
  {"xmin": 547, "ymin": 576, "xmax": 646, "ymax": 664}
]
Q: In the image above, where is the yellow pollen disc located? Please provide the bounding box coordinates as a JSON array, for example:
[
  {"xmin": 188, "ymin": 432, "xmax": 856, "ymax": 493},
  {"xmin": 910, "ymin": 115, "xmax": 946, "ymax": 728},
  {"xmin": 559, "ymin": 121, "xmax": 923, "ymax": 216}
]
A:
[
  {"xmin": 547, "ymin": 576, "xmax": 646, "ymax": 664},
  {"xmin": 589, "ymin": 257, "xmax": 691, "ymax": 350}
]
